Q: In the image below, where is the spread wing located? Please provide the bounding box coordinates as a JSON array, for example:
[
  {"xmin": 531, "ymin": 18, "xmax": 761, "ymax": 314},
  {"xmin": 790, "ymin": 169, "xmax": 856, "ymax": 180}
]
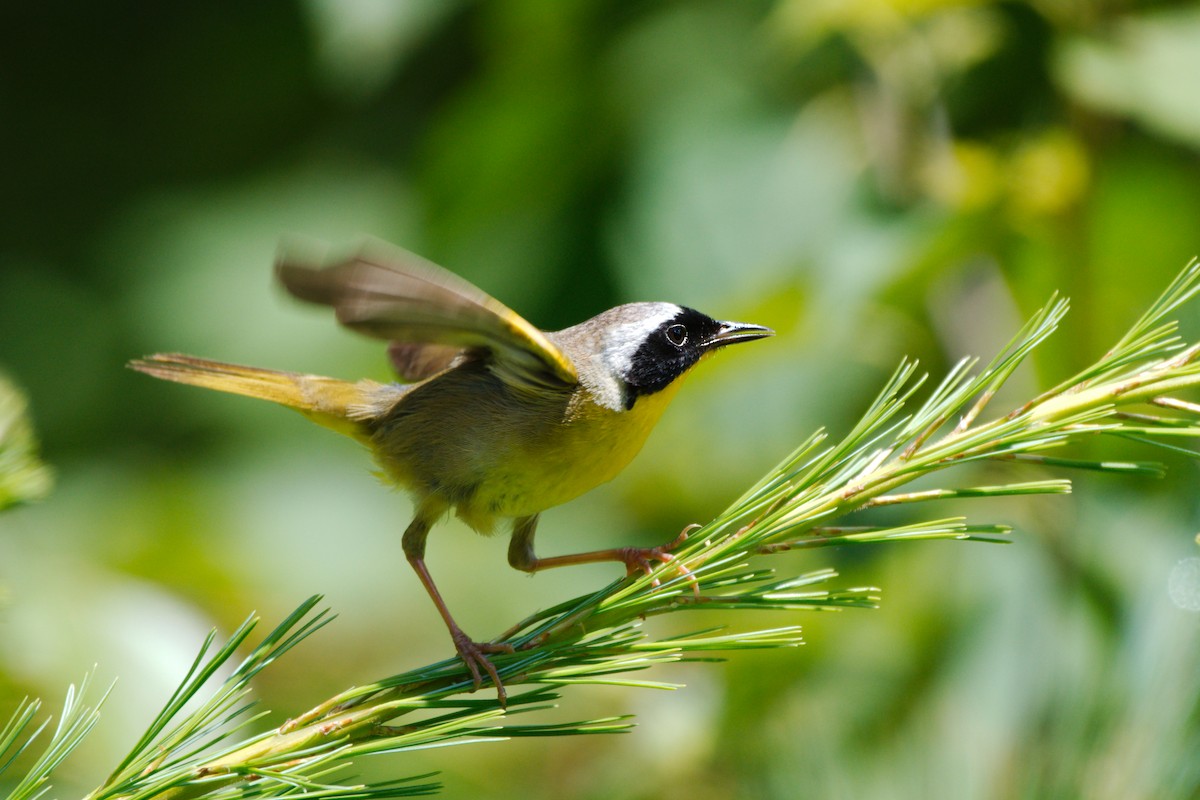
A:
[{"xmin": 275, "ymin": 239, "xmax": 578, "ymax": 388}]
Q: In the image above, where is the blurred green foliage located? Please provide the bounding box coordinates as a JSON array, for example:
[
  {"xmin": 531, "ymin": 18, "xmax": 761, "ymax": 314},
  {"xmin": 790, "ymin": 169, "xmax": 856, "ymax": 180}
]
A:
[{"xmin": 2, "ymin": 0, "xmax": 1200, "ymax": 797}]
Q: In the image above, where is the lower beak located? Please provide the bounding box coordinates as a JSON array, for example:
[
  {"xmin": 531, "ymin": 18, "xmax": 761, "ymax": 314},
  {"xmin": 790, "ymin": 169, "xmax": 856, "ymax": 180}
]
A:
[{"xmin": 707, "ymin": 321, "xmax": 774, "ymax": 348}]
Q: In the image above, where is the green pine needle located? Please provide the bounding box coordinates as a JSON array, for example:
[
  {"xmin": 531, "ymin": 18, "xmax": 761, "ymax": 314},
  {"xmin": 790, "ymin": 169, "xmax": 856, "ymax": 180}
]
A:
[
  {"xmin": 2, "ymin": 675, "xmax": 107, "ymax": 800},
  {"xmin": 0, "ymin": 375, "xmax": 53, "ymax": 513}
]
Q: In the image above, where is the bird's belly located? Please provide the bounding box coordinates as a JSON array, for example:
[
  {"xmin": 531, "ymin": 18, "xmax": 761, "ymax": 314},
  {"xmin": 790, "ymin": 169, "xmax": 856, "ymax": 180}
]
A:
[{"xmin": 371, "ymin": 378, "xmax": 680, "ymax": 533}]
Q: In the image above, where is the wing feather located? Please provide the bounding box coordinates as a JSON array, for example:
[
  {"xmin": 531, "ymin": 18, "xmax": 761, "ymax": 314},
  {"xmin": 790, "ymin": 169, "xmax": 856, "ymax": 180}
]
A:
[{"xmin": 275, "ymin": 239, "xmax": 578, "ymax": 388}]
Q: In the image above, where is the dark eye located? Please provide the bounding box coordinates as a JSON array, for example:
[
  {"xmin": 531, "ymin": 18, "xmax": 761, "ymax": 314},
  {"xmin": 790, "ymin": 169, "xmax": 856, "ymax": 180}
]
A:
[{"xmin": 665, "ymin": 324, "xmax": 688, "ymax": 347}]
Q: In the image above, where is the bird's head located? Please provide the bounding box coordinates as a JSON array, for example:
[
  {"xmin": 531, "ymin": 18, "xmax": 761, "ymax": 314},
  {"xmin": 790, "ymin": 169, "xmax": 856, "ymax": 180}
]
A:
[{"xmin": 557, "ymin": 303, "xmax": 773, "ymax": 412}]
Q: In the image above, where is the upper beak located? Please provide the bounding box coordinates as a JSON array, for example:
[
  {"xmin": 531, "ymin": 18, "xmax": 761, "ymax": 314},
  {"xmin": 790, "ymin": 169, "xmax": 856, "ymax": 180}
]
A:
[{"xmin": 706, "ymin": 320, "xmax": 774, "ymax": 348}]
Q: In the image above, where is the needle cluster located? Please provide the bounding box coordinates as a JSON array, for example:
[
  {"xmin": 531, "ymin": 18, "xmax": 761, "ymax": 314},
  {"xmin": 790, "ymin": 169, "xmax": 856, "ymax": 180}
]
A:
[{"xmin": 0, "ymin": 376, "xmax": 52, "ymax": 512}]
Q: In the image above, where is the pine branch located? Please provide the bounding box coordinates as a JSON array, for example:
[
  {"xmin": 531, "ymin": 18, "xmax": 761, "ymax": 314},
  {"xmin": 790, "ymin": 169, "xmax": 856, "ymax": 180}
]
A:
[
  {"xmin": 0, "ymin": 375, "xmax": 53, "ymax": 513},
  {"xmin": 8, "ymin": 258, "xmax": 1200, "ymax": 799}
]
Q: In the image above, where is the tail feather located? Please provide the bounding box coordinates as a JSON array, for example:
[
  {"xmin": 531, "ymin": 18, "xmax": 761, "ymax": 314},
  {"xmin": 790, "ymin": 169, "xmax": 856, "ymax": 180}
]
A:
[{"xmin": 128, "ymin": 353, "xmax": 383, "ymax": 437}]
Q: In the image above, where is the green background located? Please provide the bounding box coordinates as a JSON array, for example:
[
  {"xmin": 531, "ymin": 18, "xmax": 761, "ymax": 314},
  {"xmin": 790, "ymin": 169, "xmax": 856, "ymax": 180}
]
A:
[{"xmin": 3, "ymin": 1, "xmax": 1200, "ymax": 797}]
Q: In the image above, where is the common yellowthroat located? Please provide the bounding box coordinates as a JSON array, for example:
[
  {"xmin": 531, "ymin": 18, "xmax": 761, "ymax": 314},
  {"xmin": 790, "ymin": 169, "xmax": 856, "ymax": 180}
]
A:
[{"xmin": 130, "ymin": 239, "xmax": 772, "ymax": 703}]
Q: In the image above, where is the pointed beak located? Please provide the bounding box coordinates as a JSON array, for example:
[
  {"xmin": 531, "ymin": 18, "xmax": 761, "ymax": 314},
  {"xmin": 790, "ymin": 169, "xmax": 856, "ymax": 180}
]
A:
[{"xmin": 705, "ymin": 320, "xmax": 774, "ymax": 349}]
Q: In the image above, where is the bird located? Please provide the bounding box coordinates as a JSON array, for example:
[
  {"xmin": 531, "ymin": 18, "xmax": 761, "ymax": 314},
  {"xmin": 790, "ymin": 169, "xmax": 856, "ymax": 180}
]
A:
[{"xmin": 129, "ymin": 238, "xmax": 773, "ymax": 704}]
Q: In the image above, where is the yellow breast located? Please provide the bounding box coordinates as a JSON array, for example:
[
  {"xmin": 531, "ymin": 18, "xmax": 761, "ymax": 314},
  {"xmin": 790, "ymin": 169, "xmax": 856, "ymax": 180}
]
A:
[
  {"xmin": 369, "ymin": 371, "xmax": 685, "ymax": 534},
  {"xmin": 457, "ymin": 379, "xmax": 684, "ymax": 529},
  {"xmin": 504, "ymin": 379, "xmax": 684, "ymax": 513}
]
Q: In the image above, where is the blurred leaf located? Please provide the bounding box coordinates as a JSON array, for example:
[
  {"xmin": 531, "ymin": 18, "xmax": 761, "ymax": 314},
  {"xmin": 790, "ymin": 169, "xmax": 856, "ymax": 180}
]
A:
[
  {"xmin": 1006, "ymin": 129, "xmax": 1090, "ymax": 220},
  {"xmin": 1056, "ymin": 8, "xmax": 1200, "ymax": 146},
  {"xmin": 301, "ymin": 0, "xmax": 455, "ymax": 100}
]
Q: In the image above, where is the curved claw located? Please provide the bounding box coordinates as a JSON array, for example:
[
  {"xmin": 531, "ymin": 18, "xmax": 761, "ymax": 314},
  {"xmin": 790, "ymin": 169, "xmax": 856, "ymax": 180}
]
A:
[
  {"xmin": 450, "ymin": 628, "xmax": 515, "ymax": 707},
  {"xmin": 618, "ymin": 524, "xmax": 702, "ymax": 597}
]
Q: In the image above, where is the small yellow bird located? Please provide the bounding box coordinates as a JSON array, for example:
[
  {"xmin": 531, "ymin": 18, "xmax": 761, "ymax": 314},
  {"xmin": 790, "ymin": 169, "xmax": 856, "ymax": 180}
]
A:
[{"xmin": 130, "ymin": 239, "xmax": 772, "ymax": 702}]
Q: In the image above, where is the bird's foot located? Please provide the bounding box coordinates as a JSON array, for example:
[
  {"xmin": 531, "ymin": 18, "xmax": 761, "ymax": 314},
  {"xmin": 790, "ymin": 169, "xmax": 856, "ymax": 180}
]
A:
[
  {"xmin": 450, "ymin": 627, "xmax": 515, "ymax": 707},
  {"xmin": 618, "ymin": 523, "xmax": 702, "ymax": 596}
]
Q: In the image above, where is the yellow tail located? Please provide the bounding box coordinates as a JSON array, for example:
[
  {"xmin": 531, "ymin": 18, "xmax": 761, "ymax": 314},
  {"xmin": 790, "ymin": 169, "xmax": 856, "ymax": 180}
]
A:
[{"xmin": 128, "ymin": 353, "xmax": 385, "ymax": 438}]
